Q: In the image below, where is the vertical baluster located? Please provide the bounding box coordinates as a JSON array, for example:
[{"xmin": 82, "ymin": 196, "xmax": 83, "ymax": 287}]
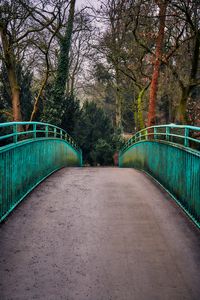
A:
[
  {"xmin": 33, "ymin": 123, "xmax": 37, "ymax": 138},
  {"xmin": 139, "ymin": 131, "xmax": 141, "ymax": 141},
  {"xmin": 13, "ymin": 124, "xmax": 18, "ymax": 143},
  {"xmin": 54, "ymin": 127, "xmax": 57, "ymax": 137},
  {"xmin": 166, "ymin": 126, "xmax": 170, "ymax": 141},
  {"xmin": 142, "ymin": 131, "xmax": 144, "ymax": 141},
  {"xmin": 45, "ymin": 125, "xmax": 48, "ymax": 137},
  {"xmin": 145, "ymin": 129, "xmax": 148, "ymax": 140},
  {"xmin": 154, "ymin": 127, "xmax": 157, "ymax": 139},
  {"xmin": 184, "ymin": 127, "xmax": 189, "ymax": 147}
]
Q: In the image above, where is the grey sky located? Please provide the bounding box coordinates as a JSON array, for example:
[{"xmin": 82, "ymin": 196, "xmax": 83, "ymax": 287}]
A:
[{"xmin": 76, "ymin": 0, "xmax": 100, "ymax": 9}]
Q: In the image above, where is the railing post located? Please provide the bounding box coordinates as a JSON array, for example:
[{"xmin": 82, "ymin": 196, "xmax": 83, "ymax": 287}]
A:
[
  {"xmin": 166, "ymin": 127, "xmax": 170, "ymax": 141},
  {"xmin": 60, "ymin": 129, "xmax": 62, "ymax": 139},
  {"xmin": 141, "ymin": 130, "xmax": 144, "ymax": 141},
  {"xmin": 54, "ymin": 127, "xmax": 57, "ymax": 137},
  {"xmin": 135, "ymin": 133, "xmax": 138, "ymax": 142},
  {"xmin": 145, "ymin": 129, "xmax": 148, "ymax": 140},
  {"xmin": 13, "ymin": 124, "xmax": 18, "ymax": 143},
  {"xmin": 131, "ymin": 137, "xmax": 133, "ymax": 145},
  {"xmin": 45, "ymin": 125, "xmax": 48, "ymax": 138},
  {"xmin": 154, "ymin": 127, "xmax": 157, "ymax": 139},
  {"xmin": 184, "ymin": 127, "xmax": 189, "ymax": 147},
  {"xmin": 33, "ymin": 123, "xmax": 37, "ymax": 139}
]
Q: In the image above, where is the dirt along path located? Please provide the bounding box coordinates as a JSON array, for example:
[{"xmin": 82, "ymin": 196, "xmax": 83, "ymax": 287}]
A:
[{"xmin": 0, "ymin": 167, "xmax": 199, "ymax": 300}]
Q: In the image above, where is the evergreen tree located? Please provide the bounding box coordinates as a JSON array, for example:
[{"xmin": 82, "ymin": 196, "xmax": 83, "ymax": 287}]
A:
[
  {"xmin": 60, "ymin": 94, "xmax": 80, "ymax": 136},
  {"xmin": 0, "ymin": 62, "xmax": 33, "ymax": 122},
  {"xmin": 74, "ymin": 101, "xmax": 124, "ymax": 165}
]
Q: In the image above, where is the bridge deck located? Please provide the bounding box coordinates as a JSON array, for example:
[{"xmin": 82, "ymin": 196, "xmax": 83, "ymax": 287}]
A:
[{"xmin": 0, "ymin": 167, "xmax": 199, "ymax": 300}]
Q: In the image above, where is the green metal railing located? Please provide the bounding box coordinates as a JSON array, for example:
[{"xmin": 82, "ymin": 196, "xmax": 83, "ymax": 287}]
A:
[
  {"xmin": 119, "ymin": 124, "xmax": 200, "ymax": 228},
  {"xmin": 120, "ymin": 124, "xmax": 200, "ymax": 154},
  {"xmin": 0, "ymin": 121, "xmax": 81, "ymax": 150},
  {"xmin": 0, "ymin": 122, "xmax": 82, "ymax": 222}
]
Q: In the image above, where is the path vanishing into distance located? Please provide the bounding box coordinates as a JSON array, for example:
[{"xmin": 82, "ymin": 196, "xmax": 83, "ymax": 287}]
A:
[{"xmin": 0, "ymin": 167, "xmax": 200, "ymax": 300}]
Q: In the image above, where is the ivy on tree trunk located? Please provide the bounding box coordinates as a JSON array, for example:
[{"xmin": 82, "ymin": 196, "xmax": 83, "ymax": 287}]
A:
[{"xmin": 45, "ymin": 0, "xmax": 76, "ymax": 126}]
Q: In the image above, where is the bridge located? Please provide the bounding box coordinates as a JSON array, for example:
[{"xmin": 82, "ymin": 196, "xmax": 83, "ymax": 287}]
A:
[{"xmin": 0, "ymin": 122, "xmax": 200, "ymax": 300}]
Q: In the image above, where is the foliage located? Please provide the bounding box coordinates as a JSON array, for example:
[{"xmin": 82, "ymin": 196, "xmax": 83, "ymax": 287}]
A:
[
  {"xmin": 74, "ymin": 101, "xmax": 124, "ymax": 165},
  {"xmin": 60, "ymin": 94, "xmax": 81, "ymax": 136},
  {"xmin": 91, "ymin": 139, "xmax": 113, "ymax": 166},
  {"xmin": 83, "ymin": 0, "xmax": 200, "ymax": 128},
  {"xmin": 0, "ymin": 62, "xmax": 33, "ymax": 121}
]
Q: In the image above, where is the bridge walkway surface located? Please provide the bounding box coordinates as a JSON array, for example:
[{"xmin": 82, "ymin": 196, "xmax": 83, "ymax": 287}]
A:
[{"xmin": 0, "ymin": 167, "xmax": 199, "ymax": 300}]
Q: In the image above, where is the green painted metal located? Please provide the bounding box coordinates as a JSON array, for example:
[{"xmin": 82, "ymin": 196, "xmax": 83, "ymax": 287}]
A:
[
  {"xmin": 0, "ymin": 122, "xmax": 82, "ymax": 222},
  {"xmin": 119, "ymin": 124, "xmax": 200, "ymax": 228}
]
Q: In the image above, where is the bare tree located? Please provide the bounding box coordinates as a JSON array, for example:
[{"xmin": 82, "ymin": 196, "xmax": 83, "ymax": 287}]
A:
[
  {"xmin": 147, "ymin": 0, "xmax": 168, "ymax": 126},
  {"xmin": 0, "ymin": 0, "xmax": 61, "ymax": 121}
]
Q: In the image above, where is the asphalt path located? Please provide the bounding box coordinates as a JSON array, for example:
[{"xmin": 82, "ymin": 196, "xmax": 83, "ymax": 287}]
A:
[{"xmin": 0, "ymin": 167, "xmax": 199, "ymax": 300}]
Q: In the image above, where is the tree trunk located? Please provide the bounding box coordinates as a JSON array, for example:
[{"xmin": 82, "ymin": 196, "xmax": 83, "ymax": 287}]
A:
[
  {"xmin": 137, "ymin": 83, "xmax": 150, "ymax": 130},
  {"xmin": 45, "ymin": 0, "xmax": 76, "ymax": 125},
  {"xmin": 29, "ymin": 75, "xmax": 48, "ymax": 124},
  {"xmin": 115, "ymin": 91, "xmax": 122, "ymax": 128},
  {"xmin": 0, "ymin": 27, "xmax": 22, "ymax": 122},
  {"xmin": 176, "ymin": 87, "xmax": 189, "ymax": 124},
  {"xmin": 55, "ymin": 0, "xmax": 75, "ymax": 96},
  {"xmin": 115, "ymin": 68, "xmax": 122, "ymax": 128},
  {"xmin": 147, "ymin": 0, "xmax": 167, "ymax": 126}
]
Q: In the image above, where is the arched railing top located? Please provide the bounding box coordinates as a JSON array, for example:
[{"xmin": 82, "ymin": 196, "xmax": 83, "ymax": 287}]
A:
[
  {"xmin": 0, "ymin": 121, "xmax": 81, "ymax": 153},
  {"xmin": 120, "ymin": 124, "xmax": 200, "ymax": 155},
  {"xmin": 119, "ymin": 124, "xmax": 200, "ymax": 228},
  {"xmin": 0, "ymin": 121, "xmax": 82, "ymax": 223}
]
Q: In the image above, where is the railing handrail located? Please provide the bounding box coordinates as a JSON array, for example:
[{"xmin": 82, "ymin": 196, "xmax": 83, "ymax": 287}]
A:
[
  {"xmin": 0, "ymin": 121, "xmax": 64, "ymax": 130},
  {"xmin": 142, "ymin": 124, "xmax": 200, "ymax": 130},
  {"xmin": 0, "ymin": 121, "xmax": 81, "ymax": 153},
  {"xmin": 120, "ymin": 124, "xmax": 200, "ymax": 154}
]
